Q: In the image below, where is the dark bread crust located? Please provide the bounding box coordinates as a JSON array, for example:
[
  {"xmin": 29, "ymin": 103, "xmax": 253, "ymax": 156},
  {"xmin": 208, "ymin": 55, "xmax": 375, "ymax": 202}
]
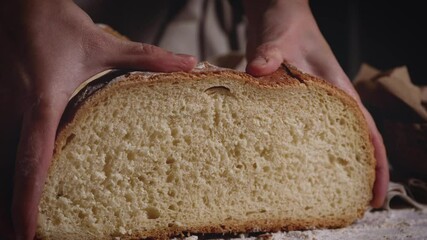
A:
[
  {"xmin": 114, "ymin": 217, "xmax": 357, "ymax": 240},
  {"xmin": 41, "ymin": 62, "xmax": 375, "ymax": 239}
]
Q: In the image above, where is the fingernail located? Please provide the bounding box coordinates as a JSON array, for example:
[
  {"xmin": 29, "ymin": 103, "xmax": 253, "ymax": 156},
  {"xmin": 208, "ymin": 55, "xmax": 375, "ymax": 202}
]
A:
[
  {"xmin": 176, "ymin": 53, "xmax": 195, "ymax": 59},
  {"xmin": 251, "ymin": 56, "xmax": 268, "ymax": 66},
  {"xmin": 176, "ymin": 53, "xmax": 196, "ymax": 63}
]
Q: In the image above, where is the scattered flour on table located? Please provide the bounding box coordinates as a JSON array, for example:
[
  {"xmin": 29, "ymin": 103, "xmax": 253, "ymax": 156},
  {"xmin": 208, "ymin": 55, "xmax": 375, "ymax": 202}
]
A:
[{"xmin": 179, "ymin": 209, "xmax": 427, "ymax": 240}]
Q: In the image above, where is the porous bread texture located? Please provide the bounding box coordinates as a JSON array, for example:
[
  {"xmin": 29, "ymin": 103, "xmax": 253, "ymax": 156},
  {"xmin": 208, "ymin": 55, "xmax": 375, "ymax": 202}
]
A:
[{"xmin": 37, "ymin": 64, "xmax": 375, "ymax": 240}]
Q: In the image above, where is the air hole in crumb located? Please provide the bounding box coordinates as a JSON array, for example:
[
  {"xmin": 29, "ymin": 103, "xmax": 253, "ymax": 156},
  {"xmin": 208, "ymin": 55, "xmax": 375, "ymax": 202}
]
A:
[
  {"xmin": 356, "ymin": 155, "xmax": 361, "ymax": 161},
  {"xmin": 56, "ymin": 182, "xmax": 64, "ymax": 198},
  {"xmin": 52, "ymin": 218, "xmax": 61, "ymax": 226},
  {"xmin": 78, "ymin": 212, "xmax": 85, "ymax": 219},
  {"xmin": 166, "ymin": 174, "xmax": 175, "ymax": 183},
  {"xmin": 245, "ymin": 211, "xmax": 256, "ymax": 216},
  {"xmin": 145, "ymin": 207, "xmax": 160, "ymax": 219},
  {"xmin": 127, "ymin": 152, "xmax": 136, "ymax": 161},
  {"xmin": 337, "ymin": 157, "xmax": 348, "ymax": 166},
  {"xmin": 168, "ymin": 189, "xmax": 176, "ymax": 197},
  {"xmin": 233, "ymin": 147, "xmax": 241, "ymax": 157},
  {"xmin": 253, "ymin": 163, "xmax": 258, "ymax": 169},
  {"xmin": 125, "ymin": 193, "xmax": 133, "ymax": 202},
  {"xmin": 184, "ymin": 136, "xmax": 191, "ymax": 145},
  {"xmin": 171, "ymin": 128, "xmax": 178, "ymax": 138},
  {"xmin": 62, "ymin": 134, "xmax": 76, "ymax": 150},
  {"xmin": 203, "ymin": 196, "xmax": 210, "ymax": 206},
  {"xmin": 137, "ymin": 176, "xmax": 146, "ymax": 183},
  {"xmin": 204, "ymin": 86, "xmax": 231, "ymax": 96},
  {"xmin": 166, "ymin": 157, "xmax": 175, "ymax": 164},
  {"xmin": 124, "ymin": 132, "xmax": 131, "ymax": 140}
]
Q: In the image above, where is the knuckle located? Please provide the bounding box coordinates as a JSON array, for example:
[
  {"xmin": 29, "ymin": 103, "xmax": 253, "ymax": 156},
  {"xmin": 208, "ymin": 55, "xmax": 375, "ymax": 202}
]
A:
[
  {"xmin": 119, "ymin": 42, "xmax": 163, "ymax": 56},
  {"xmin": 82, "ymin": 33, "xmax": 104, "ymax": 55},
  {"xmin": 15, "ymin": 147, "xmax": 38, "ymax": 178},
  {"xmin": 81, "ymin": 29, "xmax": 114, "ymax": 62},
  {"xmin": 257, "ymin": 42, "xmax": 279, "ymax": 52},
  {"xmin": 25, "ymin": 93, "xmax": 61, "ymax": 121},
  {"xmin": 256, "ymin": 42, "xmax": 281, "ymax": 59}
]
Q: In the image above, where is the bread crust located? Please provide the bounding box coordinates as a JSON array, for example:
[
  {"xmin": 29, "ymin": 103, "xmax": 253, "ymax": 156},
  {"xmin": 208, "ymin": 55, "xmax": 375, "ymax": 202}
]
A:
[{"xmin": 39, "ymin": 62, "xmax": 375, "ymax": 239}]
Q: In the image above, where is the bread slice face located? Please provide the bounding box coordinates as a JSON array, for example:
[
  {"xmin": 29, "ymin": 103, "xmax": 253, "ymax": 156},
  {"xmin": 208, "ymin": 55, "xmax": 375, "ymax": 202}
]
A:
[{"xmin": 37, "ymin": 63, "xmax": 375, "ymax": 239}]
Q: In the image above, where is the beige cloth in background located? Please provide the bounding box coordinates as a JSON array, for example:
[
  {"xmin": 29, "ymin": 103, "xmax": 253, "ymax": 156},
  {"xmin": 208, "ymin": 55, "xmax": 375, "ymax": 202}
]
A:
[
  {"xmin": 158, "ymin": 0, "xmax": 247, "ymax": 71},
  {"xmin": 158, "ymin": 0, "xmax": 245, "ymax": 61},
  {"xmin": 384, "ymin": 180, "xmax": 427, "ymax": 210},
  {"xmin": 354, "ymin": 64, "xmax": 427, "ymax": 121},
  {"xmin": 354, "ymin": 64, "xmax": 427, "ymax": 180}
]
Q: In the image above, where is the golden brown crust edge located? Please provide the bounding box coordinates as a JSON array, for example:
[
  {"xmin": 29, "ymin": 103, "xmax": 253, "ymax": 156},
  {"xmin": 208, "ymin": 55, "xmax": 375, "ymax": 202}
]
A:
[{"xmin": 40, "ymin": 62, "xmax": 375, "ymax": 239}]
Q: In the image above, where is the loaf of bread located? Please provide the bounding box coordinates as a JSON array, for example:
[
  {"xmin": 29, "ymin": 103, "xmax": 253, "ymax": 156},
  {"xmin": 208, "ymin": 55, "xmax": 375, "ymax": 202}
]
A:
[{"xmin": 37, "ymin": 63, "xmax": 375, "ymax": 239}]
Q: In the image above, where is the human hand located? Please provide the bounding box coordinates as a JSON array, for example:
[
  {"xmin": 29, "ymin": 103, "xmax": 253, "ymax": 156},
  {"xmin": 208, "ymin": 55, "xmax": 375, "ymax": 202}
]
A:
[
  {"xmin": 0, "ymin": 1, "xmax": 196, "ymax": 239},
  {"xmin": 243, "ymin": 0, "xmax": 389, "ymax": 208}
]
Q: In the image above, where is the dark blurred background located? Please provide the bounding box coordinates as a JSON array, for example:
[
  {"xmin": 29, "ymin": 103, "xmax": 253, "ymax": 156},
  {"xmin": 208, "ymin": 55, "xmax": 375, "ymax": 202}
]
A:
[
  {"xmin": 80, "ymin": 0, "xmax": 426, "ymax": 84},
  {"xmin": 311, "ymin": 0, "xmax": 426, "ymax": 83}
]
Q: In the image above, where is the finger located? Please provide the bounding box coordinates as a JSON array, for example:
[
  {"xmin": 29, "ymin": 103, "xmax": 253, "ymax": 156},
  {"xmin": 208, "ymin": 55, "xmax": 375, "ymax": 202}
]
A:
[
  {"xmin": 360, "ymin": 106, "xmax": 389, "ymax": 208},
  {"xmin": 371, "ymin": 130, "xmax": 389, "ymax": 208},
  {"xmin": 246, "ymin": 42, "xmax": 283, "ymax": 77},
  {"xmin": 103, "ymin": 38, "xmax": 197, "ymax": 72},
  {"xmin": 12, "ymin": 97, "xmax": 65, "ymax": 240}
]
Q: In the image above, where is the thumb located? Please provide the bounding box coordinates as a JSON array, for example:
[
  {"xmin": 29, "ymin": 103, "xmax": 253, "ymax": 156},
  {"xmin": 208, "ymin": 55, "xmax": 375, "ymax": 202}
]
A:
[
  {"xmin": 246, "ymin": 42, "xmax": 283, "ymax": 77},
  {"xmin": 12, "ymin": 96, "xmax": 65, "ymax": 240},
  {"xmin": 102, "ymin": 37, "xmax": 197, "ymax": 72}
]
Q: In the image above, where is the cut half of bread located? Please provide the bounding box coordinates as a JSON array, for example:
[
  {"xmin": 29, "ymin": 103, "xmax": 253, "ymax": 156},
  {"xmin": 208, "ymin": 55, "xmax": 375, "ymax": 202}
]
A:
[{"xmin": 37, "ymin": 63, "xmax": 375, "ymax": 239}]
